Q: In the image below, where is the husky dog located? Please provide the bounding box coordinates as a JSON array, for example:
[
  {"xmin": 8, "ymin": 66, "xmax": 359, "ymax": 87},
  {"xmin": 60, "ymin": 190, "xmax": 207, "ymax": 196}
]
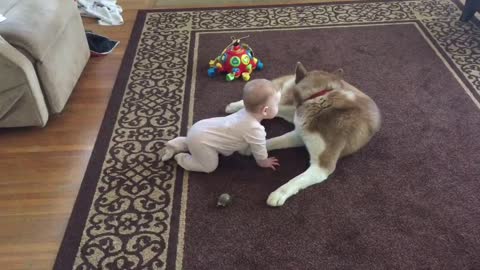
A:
[{"xmin": 225, "ymin": 63, "xmax": 381, "ymax": 207}]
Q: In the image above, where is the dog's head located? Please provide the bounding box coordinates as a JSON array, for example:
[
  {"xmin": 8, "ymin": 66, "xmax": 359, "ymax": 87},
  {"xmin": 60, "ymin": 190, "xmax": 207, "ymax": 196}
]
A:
[{"xmin": 293, "ymin": 62, "xmax": 344, "ymax": 106}]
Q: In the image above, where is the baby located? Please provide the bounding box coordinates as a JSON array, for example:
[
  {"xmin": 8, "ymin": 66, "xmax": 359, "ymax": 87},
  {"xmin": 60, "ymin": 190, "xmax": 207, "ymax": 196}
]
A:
[{"xmin": 160, "ymin": 79, "xmax": 281, "ymax": 173}]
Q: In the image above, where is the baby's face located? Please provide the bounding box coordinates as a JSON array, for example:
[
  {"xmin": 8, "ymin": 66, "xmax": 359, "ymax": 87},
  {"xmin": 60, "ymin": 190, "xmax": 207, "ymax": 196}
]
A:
[{"xmin": 264, "ymin": 91, "xmax": 281, "ymax": 119}]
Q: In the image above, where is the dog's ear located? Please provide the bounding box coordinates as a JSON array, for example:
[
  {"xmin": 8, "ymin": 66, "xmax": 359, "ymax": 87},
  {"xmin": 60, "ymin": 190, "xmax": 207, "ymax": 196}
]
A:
[
  {"xmin": 333, "ymin": 68, "xmax": 344, "ymax": 78},
  {"xmin": 295, "ymin": 62, "xmax": 307, "ymax": 84}
]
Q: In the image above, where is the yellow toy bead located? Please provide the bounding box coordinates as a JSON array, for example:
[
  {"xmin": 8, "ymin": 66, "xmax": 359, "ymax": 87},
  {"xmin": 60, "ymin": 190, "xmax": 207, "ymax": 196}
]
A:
[
  {"xmin": 209, "ymin": 60, "xmax": 216, "ymax": 67},
  {"xmin": 253, "ymin": 57, "xmax": 258, "ymax": 64},
  {"xmin": 242, "ymin": 72, "xmax": 251, "ymax": 81},
  {"xmin": 216, "ymin": 63, "xmax": 222, "ymax": 69}
]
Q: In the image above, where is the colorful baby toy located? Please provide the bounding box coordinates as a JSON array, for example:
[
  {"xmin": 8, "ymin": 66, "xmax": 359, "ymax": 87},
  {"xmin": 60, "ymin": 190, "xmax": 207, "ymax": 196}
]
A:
[{"xmin": 207, "ymin": 36, "xmax": 264, "ymax": 81}]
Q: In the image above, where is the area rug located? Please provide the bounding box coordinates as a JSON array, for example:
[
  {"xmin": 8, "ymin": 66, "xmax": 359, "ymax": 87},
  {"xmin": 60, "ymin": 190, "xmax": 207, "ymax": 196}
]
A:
[{"xmin": 55, "ymin": 0, "xmax": 480, "ymax": 269}]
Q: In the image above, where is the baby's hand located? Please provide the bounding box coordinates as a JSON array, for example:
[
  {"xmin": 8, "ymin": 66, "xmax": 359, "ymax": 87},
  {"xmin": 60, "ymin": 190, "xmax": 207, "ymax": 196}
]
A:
[{"xmin": 257, "ymin": 157, "xmax": 280, "ymax": 171}]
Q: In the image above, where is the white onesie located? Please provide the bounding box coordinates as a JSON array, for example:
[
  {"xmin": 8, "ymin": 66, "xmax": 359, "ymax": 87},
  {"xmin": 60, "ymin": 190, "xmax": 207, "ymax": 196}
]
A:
[{"xmin": 166, "ymin": 109, "xmax": 268, "ymax": 173}]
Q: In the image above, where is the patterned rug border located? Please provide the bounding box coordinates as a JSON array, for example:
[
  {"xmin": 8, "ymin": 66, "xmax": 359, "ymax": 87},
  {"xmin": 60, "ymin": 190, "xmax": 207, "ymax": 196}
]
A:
[
  {"xmin": 414, "ymin": 21, "xmax": 480, "ymax": 104},
  {"xmin": 53, "ymin": 11, "xmax": 149, "ymax": 270},
  {"xmin": 131, "ymin": 0, "xmax": 479, "ymax": 28},
  {"xmin": 54, "ymin": 0, "xmax": 480, "ymax": 269},
  {"xmin": 134, "ymin": 0, "xmax": 414, "ymax": 12}
]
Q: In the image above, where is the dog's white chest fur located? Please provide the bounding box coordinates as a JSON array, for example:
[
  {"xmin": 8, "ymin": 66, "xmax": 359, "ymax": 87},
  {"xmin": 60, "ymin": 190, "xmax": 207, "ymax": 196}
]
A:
[
  {"xmin": 293, "ymin": 112, "xmax": 303, "ymax": 131},
  {"xmin": 293, "ymin": 112, "xmax": 326, "ymax": 162}
]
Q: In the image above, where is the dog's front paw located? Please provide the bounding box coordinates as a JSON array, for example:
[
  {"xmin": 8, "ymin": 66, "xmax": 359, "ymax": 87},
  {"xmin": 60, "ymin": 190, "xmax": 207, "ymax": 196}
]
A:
[
  {"xmin": 225, "ymin": 102, "xmax": 242, "ymax": 114},
  {"xmin": 267, "ymin": 188, "xmax": 290, "ymax": 207},
  {"xmin": 225, "ymin": 103, "xmax": 236, "ymax": 114}
]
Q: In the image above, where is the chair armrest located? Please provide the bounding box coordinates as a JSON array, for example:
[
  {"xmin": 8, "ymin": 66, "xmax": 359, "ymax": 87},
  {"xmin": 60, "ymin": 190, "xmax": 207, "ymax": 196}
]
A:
[{"xmin": 0, "ymin": 35, "xmax": 48, "ymax": 127}]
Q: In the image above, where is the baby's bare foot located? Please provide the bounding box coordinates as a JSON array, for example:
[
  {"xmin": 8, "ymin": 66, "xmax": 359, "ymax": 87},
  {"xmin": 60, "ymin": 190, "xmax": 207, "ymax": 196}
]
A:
[{"xmin": 160, "ymin": 146, "xmax": 176, "ymax": 161}]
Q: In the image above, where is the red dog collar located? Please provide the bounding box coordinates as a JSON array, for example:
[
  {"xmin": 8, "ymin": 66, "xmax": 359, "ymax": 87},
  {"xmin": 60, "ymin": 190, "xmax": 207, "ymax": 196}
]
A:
[{"xmin": 305, "ymin": 89, "xmax": 333, "ymax": 101}]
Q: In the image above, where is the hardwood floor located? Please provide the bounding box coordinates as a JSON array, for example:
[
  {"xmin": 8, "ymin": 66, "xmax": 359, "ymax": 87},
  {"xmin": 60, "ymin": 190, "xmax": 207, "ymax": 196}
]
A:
[{"xmin": 0, "ymin": 0, "xmax": 354, "ymax": 269}]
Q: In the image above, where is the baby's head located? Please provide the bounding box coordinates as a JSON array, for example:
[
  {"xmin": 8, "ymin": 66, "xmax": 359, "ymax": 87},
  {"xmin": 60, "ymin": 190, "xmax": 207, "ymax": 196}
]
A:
[{"xmin": 242, "ymin": 79, "xmax": 280, "ymax": 119}]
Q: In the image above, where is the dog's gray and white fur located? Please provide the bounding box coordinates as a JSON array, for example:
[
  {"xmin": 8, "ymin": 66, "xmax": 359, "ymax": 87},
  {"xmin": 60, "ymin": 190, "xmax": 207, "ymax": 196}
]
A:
[{"xmin": 225, "ymin": 62, "xmax": 381, "ymax": 207}]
